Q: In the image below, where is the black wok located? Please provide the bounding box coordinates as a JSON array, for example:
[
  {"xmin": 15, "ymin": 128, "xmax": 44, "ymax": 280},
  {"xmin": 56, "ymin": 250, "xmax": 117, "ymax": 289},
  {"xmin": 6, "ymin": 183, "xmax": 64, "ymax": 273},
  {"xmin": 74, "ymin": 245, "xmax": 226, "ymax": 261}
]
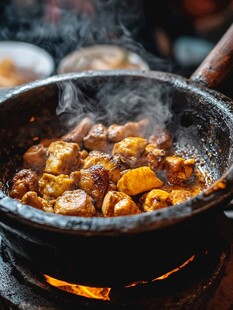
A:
[{"xmin": 0, "ymin": 24, "xmax": 232, "ymax": 287}]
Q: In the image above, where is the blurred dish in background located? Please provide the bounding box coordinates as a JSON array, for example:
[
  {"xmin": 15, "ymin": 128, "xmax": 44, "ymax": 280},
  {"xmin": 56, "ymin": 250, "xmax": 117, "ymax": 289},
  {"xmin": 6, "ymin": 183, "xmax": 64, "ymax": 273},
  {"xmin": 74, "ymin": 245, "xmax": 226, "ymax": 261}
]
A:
[
  {"xmin": 0, "ymin": 57, "xmax": 38, "ymax": 88},
  {"xmin": 173, "ymin": 36, "xmax": 214, "ymax": 66},
  {"xmin": 57, "ymin": 45, "xmax": 149, "ymax": 73},
  {"xmin": 0, "ymin": 41, "xmax": 54, "ymax": 89}
]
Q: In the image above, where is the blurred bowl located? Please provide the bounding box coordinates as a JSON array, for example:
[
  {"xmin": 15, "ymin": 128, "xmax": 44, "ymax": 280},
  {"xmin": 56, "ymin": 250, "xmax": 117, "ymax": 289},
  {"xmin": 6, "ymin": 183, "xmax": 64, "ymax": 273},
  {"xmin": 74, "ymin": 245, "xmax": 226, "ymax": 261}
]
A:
[
  {"xmin": 0, "ymin": 41, "xmax": 55, "ymax": 90},
  {"xmin": 57, "ymin": 45, "xmax": 149, "ymax": 74}
]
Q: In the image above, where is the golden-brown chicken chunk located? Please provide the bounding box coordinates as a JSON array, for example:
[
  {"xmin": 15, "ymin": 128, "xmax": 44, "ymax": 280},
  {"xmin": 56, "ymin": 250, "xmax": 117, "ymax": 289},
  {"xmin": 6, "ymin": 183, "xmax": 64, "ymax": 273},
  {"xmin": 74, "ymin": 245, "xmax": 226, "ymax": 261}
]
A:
[
  {"xmin": 45, "ymin": 141, "xmax": 80, "ymax": 175},
  {"xmin": 169, "ymin": 189, "xmax": 193, "ymax": 205},
  {"xmin": 83, "ymin": 150, "xmax": 121, "ymax": 183},
  {"xmin": 144, "ymin": 144, "xmax": 166, "ymax": 169},
  {"xmin": 71, "ymin": 165, "xmax": 109, "ymax": 208},
  {"xmin": 61, "ymin": 117, "xmax": 94, "ymax": 145},
  {"xmin": 117, "ymin": 166, "xmax": 163, "ymax": 196},
  {"xmin": 140, "ymin": 189, "xmax": 171, "ymax": 212},
  {"xmin": 9, "ymin": 169, "xmax": 38, "ymax": 200},
  {"xmin": 164, "ymin": 156, "xmax": 195, "ymax": 185},
  {"xmin": 80, "ymin": 149, "xmax": 89, "ymax": 160},
  {"xmin": 107, "ymin": 119, "xmax": 149, "ymax": 142},
  {"xmin": 23, "ymin": 144, "xmax": 48, "ymax": 175},
  {"xmin": 39, "ymin": 173, "xmax": 74, "ymax": 200},
  {"xmin": 21, "ymin": 191, "xmax": 54, "ymax": 212},
  {"xmin": 102, "ymin": 191, "xmax": 141, "ymax": 217},
  {"xmin": 54, "ymin": 189, "xmax": 96, "ymax": 216},
  {"xmin": 112, "ymin": 137, "xmax": 148, "ymax": 168},
  {"xmin": 83, "ymin": 123, "xmax": 109, "ymax": 152},
  {"xmin": 107, "ymin": 181, "xmax": 118, "ymax": 192}
]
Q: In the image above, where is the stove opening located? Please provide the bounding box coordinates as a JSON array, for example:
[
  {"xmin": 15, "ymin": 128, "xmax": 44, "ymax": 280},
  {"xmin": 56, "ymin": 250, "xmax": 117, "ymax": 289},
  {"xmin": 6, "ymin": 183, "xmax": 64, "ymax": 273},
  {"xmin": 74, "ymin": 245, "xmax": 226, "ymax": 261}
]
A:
[{"xmin": 43, "ymin": 254, "xmax": 195, "ymax": 300}]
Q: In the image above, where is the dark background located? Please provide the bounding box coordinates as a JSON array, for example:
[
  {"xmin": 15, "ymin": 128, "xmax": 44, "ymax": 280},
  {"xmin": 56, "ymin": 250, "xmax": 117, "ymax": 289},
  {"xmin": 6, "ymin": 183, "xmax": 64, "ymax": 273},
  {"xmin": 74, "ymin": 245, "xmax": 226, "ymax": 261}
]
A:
[{"xmin": 0, "ymin": 0, "xmax": 232, "ymax": 98}]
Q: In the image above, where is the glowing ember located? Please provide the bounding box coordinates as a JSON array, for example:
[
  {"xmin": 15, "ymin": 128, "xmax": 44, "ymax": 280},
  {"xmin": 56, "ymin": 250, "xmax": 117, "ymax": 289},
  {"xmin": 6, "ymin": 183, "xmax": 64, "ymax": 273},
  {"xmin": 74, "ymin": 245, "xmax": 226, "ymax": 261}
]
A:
[
  {"xmin": 125, "ymin": 255, "xmax": 195, "ymax": 288},
  {"xmin": 44, "ymin": 254, "xmax": 196, "ymax": 299},
  {"xmin": 43, "ymin": 275, "xmax": 111, "ymax": 300},
  {"xmin": 29, "ymin": 116, "xmax": 35, "ymax": 122},
  {"xmin": 154, "ymin": 254, "xmax": 195, "ymax": 280}
]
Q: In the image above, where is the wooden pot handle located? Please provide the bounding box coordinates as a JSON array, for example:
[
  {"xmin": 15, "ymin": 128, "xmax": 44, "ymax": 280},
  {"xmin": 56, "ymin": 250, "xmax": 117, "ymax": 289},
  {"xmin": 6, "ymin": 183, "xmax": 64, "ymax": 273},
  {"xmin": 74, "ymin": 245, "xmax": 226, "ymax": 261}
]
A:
[{"xmin": 191, "ymin": 22, "xmax": 233, "ymax": 89}]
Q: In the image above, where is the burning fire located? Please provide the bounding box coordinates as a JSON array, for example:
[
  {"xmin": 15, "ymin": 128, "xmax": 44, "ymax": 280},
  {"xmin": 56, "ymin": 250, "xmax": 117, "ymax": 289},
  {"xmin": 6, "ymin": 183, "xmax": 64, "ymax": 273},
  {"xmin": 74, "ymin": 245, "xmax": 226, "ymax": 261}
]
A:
[
  {"xmin": 125, "ymin": 254, "xmax": 195, "ymax": 287},
  {"xmin": 43, "ymin": 274, "xmax": 111, "ymax": 300},
  {"xmin": 154, "ymin": 254, "xmax": 195, "ymax": 280},
  {"xmin": 44, "ymin": 254, "xmax": 195, "ymax": 300}
]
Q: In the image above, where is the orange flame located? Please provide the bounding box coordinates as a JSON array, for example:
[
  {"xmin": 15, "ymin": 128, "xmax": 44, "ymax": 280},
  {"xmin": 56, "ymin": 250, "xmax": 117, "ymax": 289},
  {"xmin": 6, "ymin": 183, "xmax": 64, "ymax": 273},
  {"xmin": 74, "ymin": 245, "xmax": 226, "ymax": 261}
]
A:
[
  {"xmin": 44, "ymin": 254, "xmax": 197, "ymax": 299},
  {"xmin": 125, "ymin": 254, "xmax": 195, "ymax": 287},
  {"xmin": 154, "ymin": 254, "xmax": 195, "ymax": 280},
  {"xmin": 43, "ymin": 275, "xmax": 111, "ymax": 300}
]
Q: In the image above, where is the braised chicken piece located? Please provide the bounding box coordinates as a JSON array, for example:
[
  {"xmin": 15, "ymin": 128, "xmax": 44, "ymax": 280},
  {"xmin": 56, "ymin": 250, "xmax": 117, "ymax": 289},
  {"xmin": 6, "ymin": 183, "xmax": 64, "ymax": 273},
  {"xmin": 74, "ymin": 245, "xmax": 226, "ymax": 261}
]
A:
[
  {"xmin": 169, "ymin": 189, "xmax": 194, "ymax": 205},
  {"xmin": 164, "ymin": 156, "xmax": 195, "ymax": 185},
  {"xmin": 83, "ymin": 123, "xmax": 109, "ymax": 152},
  {"xmin": 21, "ymin": 191, "xmax": 54, "ymax": 212},
  {"xmin": 102, "ymin": 191, "xmax": 141, "ymax": 217},
  {"xmin": 9, "ymin": 169, "xmax": 38, "ymax": 200},
  {"xmin": 143, "ymin": 144, "xmax": 166, "ymax": 169},
  {"xmin": 54, "ymin": 189, "xmax": 96, "ymax": 216},
  {"xmin": 107, "ymin": 119, "xmax": 149, "ymax": 142},
  {"xmin": 54, "ymin": 189, "xmax": 96, "ymax": 217},
  {"xmin": 45, "ymin": 141, "xmax": 81, "ymax": 175},
  {"xmin": 112, "ymin": 137, "xmax": 148, "ymax": 168},
  {"xmin": 61, "ymin": 117, "xmax": 93, "ymax": 145},
  {"xmin": 39, "ymin": 173, "xmax": 74, "ymax": 200},
  {"xmin": 23, "ymin": 144, "xmax": 48, "ymax": 175},
  {"xmin": 140, "ymin": 189, "xmax": 171, "ymax": 212},
  {"xmin": 71, "ymin": 165, "xmax": 109, "ymax": 208},
  {"xmin": 148, "ymin": 130, "xmax": 172, "ymax": 150},
  {"xmin": 107, "ymin": 181, "xmax": 118, "ymax": 192},
  {"xmin": 80, "ymin": 149, "xmax": 89, "ymax": 160},
  {"xmin": 117, "ymin": 166, "xmax": 163, "ymax": 196},
  {"xmin": 168, "ymin": 181, "xmax": 204, "ymax": 204},
  {"xmin": 83, "ymin": 150, "xmax": 121, "ymax": 183}
]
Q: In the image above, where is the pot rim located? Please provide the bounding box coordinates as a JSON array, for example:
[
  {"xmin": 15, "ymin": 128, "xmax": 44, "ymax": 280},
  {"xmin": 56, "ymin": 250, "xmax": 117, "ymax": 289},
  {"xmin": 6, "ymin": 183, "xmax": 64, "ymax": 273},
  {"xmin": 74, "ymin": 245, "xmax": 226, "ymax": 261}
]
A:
[{"xmin": 0, "ymin": 69, "xmax": 233, "ymax": 234}]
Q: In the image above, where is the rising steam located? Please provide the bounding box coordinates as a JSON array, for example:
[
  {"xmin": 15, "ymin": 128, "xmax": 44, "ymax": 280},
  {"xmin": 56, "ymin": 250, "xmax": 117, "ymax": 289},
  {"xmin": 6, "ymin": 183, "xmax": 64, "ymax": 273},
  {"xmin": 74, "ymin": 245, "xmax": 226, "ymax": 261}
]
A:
[{"xmin": 56, "ymin": 76, "xmax": 172, "ymax": 135}]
